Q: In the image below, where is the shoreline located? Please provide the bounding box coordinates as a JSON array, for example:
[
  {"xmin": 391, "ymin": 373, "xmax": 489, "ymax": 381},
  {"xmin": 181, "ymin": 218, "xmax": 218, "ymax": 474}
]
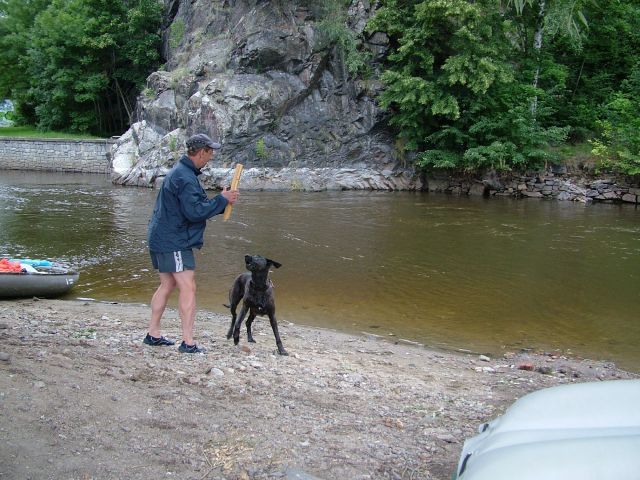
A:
[
  {"xmin": 78, "ymin": 297, "xmax": 640, "ymax": 376},
  {"xmin": 1, "ymin": 298, "xmax": 637, "ymax": 479},
  {"xmin": 2, "ymin": 166, "xmax": 638, "ymax": 207}
]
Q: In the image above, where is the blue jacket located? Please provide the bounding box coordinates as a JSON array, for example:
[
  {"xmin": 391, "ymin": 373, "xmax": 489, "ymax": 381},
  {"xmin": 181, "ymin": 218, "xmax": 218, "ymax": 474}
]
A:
[{"xmin": 148, "ymin": 155, "xmax": 228, "ymax": 252}]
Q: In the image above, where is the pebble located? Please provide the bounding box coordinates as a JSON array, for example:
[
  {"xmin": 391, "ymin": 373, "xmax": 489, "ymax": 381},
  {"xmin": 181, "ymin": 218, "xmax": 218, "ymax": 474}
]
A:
[
  {"xmin": 435, "ymin": 433, "xmax": 457, "ymax": 443},
  {"xmin": 536, "ymin": 366, "xmax": 553, "ymax": 375},
  {"xmin": 285, "ymin": 468, "xmax": 324, "ymax": 480},
  {"xmin": 518, "ymin": 363, "xmax": 535, "ymax": 371},
  {"xmin": 475, "ymin": 366, "xmax": 496, "ymax": 373},
  {"xmin": 0, "ymin": 352, "xmax": 10, "ymax": 362}
]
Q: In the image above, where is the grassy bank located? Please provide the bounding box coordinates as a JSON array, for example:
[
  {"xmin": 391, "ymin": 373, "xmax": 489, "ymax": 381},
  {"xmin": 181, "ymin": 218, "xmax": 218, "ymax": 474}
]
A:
[{"xmin": 0, "ymin": 126, "xmax": 101, "ymax": 140}]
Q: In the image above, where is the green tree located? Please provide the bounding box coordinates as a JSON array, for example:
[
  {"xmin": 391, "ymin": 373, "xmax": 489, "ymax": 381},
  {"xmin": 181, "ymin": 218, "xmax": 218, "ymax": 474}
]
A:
[
  {"xmin": 591, "ymin": 64, "xmax": 640, "ymax": 175},
  {"xmin": 0, "ymin": 0, "xmax": 162, "ymax": 136},
  {"xmin": 549, "ymin": 0, "xmax": 640, "ymax": 141},
  {"xmin": 368, "ymin": 0, "xmax": 567, "ymax": 171},
  {"xmin": 0, "ymin": 0, "xmax": 52, "ymax": 124},
  {"xmin": 503, "ymin": 0, "xmax": 591, "ymax": 117}
]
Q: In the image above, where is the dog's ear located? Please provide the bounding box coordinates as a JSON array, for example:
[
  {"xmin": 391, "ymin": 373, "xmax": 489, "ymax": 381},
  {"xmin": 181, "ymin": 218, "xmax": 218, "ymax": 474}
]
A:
[{"xmin": 267, "ymin": 259, "xmax": 282, "ymax": 269}]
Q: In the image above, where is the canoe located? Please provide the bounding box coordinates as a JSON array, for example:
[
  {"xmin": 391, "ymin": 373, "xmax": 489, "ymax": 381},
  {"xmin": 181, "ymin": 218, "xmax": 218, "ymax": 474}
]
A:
[{"xmin": 0, "ymin": 264, "xmax": 80, "ymax": 299}]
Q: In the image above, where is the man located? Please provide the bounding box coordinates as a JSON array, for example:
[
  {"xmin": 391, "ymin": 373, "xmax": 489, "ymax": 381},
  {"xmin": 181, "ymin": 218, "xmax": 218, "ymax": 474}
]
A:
[{"xmin": 144, "ymin": 133, "xmax": 239, "ymax": 353}]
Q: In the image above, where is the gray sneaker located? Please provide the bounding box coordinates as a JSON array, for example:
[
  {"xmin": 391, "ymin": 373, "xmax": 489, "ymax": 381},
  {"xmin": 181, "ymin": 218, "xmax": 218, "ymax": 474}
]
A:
[
  {"xmin": 178, "ymin": 341, "xmax": 205, "ymax": 354},
  {"xmin": 143, "ymin": 333, "xmax": 175, "ymax": 346}
]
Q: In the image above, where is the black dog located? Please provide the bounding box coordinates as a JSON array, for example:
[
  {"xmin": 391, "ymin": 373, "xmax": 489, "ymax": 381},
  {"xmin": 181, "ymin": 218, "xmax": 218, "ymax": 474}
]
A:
[{"xmin": 225, "ymin": 255, "xmax": 288, "ymax": 355}]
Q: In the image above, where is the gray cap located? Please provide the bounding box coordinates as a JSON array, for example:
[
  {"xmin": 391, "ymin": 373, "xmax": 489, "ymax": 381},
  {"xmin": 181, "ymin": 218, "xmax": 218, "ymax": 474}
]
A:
[{"xmin": 185, "ymin": 133, "xmax": 222, "ymax": 150}]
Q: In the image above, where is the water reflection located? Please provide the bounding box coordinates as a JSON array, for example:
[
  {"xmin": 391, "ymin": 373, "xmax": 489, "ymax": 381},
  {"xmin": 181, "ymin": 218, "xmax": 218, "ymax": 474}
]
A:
[{"xmin": 1, "ymin": 171, "xmax": 639, "ymax": 371}]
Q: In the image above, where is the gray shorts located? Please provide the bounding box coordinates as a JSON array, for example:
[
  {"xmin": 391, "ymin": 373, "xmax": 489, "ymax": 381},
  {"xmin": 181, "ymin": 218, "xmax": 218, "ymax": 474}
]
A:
[{"xmin": 150, "ymin": 250, "xmax": 195, "ymax": 273}]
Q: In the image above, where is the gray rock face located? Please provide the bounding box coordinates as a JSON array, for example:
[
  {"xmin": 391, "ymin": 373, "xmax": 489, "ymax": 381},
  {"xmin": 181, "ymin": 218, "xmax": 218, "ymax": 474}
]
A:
[{"xmin": 111, "ymin": 1, "xmax": 422, "ymax": 191}]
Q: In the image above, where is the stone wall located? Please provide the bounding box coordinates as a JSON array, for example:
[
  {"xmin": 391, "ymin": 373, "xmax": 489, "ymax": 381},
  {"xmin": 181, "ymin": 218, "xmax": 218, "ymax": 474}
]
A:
[
  {"xmin": 0, "ymin": 138, "xmax": 113, "ymax": 174},
  {"xmin": 427, "ymin": 172, "xmax": 640, "ymax": 205}
]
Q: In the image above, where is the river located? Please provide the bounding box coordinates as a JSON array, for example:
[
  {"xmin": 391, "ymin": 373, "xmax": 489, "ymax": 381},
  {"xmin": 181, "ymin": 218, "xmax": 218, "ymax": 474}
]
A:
[{"xmin": 1, "ymin": 171, "xmax": 639, "ymax": 371}]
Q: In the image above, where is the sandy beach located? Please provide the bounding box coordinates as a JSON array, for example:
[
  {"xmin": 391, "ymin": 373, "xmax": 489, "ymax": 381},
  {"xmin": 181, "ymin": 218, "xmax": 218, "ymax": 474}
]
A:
[{"xmin": 1, "ymin": 298, "xmax": 636, "ymax": 480}]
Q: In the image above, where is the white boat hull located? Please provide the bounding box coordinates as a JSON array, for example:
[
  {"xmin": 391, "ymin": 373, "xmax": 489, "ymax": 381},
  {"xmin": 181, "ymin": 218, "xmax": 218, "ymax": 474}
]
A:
[{"xmin": 0, "ymin": 266, "xmax": 79, "ymax": 298}]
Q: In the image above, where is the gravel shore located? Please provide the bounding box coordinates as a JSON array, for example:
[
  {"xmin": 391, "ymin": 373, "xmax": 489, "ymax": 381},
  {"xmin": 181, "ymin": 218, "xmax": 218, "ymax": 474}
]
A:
[{"xmin": 1, "ymin": 299, "xmax": 636, "ymax": 480}]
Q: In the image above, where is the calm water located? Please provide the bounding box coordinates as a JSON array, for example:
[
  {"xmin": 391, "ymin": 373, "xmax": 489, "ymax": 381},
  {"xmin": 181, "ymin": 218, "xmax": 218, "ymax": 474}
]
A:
[{"xmin": 1, "ymin": 171, "xmax": 639, "ymax": 371}]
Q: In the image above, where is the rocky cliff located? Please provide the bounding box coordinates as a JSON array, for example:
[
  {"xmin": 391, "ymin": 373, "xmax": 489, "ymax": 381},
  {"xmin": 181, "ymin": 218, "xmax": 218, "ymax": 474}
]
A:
[{"xmin": 110, "ymin": 0, "xmax": 422, "ymax": 191}]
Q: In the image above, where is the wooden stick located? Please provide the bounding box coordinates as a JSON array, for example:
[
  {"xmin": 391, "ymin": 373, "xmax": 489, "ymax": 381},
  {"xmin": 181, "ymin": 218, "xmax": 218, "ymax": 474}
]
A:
[{"xmin": 223, "ymin": 163, "xmax": 243, "ymax": 221}]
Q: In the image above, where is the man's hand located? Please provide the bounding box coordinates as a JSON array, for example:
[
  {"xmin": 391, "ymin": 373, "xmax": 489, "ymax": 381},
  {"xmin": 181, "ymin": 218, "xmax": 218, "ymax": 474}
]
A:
[{"xmin": 221, "ymin": 186, "xmax": 239, "ymax": 204}]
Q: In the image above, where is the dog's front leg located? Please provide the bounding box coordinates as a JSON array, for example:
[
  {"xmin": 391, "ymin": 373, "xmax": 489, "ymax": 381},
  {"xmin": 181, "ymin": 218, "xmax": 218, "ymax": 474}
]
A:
[
  {"xmin": 226, "ymin": 304, "xmax": 238, "ymax": 340},
  {"xmin": 246, "ymin": 311, "xmax": 257, "ymax": 343},
  {"xmin": 233, "ymin": 305, "xmax": 249, "ymax": 346},
  {"xmin": 267, "ymin": 311, "xmax": 288, "ymax": 356}
]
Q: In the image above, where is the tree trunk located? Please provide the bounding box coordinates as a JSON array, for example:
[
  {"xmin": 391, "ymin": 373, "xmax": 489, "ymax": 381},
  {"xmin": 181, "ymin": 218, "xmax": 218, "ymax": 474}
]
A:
[
  {"xmin": 530, "ymin": 0, "xmax": 545, "ymax": 117},
  {"xmin": 114, "ymin": 78, "xmax": 132, "ymax": 127}
]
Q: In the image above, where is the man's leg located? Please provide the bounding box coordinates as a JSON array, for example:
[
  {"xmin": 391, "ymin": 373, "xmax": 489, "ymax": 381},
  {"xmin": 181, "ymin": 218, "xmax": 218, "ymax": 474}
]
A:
[
  {"xmin": 148, "ymin": 272, "xmax": 177, "ymax": 338},
  {"xmin": 173, "ymin": 269, "xmax": 197, "ymax": 345}
]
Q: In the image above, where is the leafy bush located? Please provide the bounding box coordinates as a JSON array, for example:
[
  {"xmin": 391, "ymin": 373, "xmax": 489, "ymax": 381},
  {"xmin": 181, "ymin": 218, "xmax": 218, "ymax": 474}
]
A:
[
  {"xmin": 169, "ymin": 18, "xmax": 186, "ymax": 49},
  {"xmin": 591, "ymin": 65, "xmax": 640, "ymax": 175},
  {"xmin": 256, "ymin": 138, "xmax": 268, "ymax": 160},
  {"xmin": 316, "ymin": 0, "xmax": 371, "ymax": 76}
]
